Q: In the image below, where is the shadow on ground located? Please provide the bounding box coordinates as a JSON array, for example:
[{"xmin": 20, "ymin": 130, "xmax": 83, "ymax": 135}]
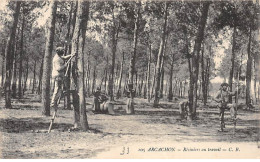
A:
[{"xmin": 0, "ymin": 117, "xmax": 73, "ymax": 133}]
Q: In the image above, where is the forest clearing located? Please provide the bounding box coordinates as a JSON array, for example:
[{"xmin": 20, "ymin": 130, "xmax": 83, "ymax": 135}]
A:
[{"xmin": 0, "ymin": 0, "xmax": 259, "ymax": 159}]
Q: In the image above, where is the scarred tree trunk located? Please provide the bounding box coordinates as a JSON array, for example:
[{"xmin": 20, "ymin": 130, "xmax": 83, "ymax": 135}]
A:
[
  {"xmin": 42, "ymin": 1, "xmax": 57, "ymax": 116},
  {"xmin": 4, "ymin": 2, "xmax": 21, "ymax": 109},
  {"xmin": 153, "ymin": 2, "xmax": 168, "ymax": 107},
  {"xmin": 71, "ymin": 0, "xmax": 90, "ymax": 130},
  {"xmin": 188, "ymin": 2, "xmax": 210, "ymax": 120}
]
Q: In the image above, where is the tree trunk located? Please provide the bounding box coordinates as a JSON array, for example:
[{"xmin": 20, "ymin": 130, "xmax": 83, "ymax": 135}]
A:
[
  {"xmin": 104, "ymin": 54, "xmax": 108, "ymax": 94},
  {"xmin": 150, "ymin": 62, "xmax": 157, "ymax": 99},
  {"xmin": 180, "ymin": 81, "xmax": 183, "ymax": 98},
  {"xmin": 71, "ymin": 0, "xmax": 90, "ymax": 130},
  {"xmin": 143, "ymin": 72, "xmax": 147, "ymax": 99},
  {"xmin": 116, "ymin": 52, "xmax": 124, "ymax": 99},
  {"xmin": 23, "ymin": 57, "xmax": 29, "ymax": 95},
  {"xmin": 159, "ymin": 34, "xmax": 168, "ymax": 99},
  {"xmin": 168, "ymin": 54, "xmax": 174, "ymax": 101},
  {"xmin": 37, "ymin": 57, "xmax": 44, "ymax": 94},
  {"xmin": 91, "ymin": 64, "xmax": 96, "ymax": 94},
  {"xmin": 1, "ymin": 41, "xmax": 6, "ymax": 87},
  {"xmin": 253, "ymin": 59, "xmax": 258, "ymax": 104},
  {"xmin": 246, "ymin": 27, "xmax": 252, "ymax": 107},
  {"xmin": 109, "ymin": 3, "xmax": 120, "ymax": 101},
  {"xmin": 18, "ymin": 11, "xmax": 25, "ymax": 99},
  {"xmin": 160, "ymin": 67, "xmax": 164, "ymax": 98},
  {"xmin": 183, "ymin": 80, "xmax": 186, "ymax": 98},
  {"xmin": 32, "ymin": 59, "xmax": 37, "ymax": 94},
  {"xmin": 153, "ymin": 2, "xmax": 168, "ymax": 107},
  {"xmin": 11, "ymin": 39, "xmax": 18, "ymax": 98},
  {"xmin": 85, "ymin": 50, "xmax": 91, "ymax": 96},
  {"xmin": 228, "ymin": 26, "xmax": 237, "ymax": 103},
  {"xmin": 135, "ymin": 72, "xmax": 138, "ymax": 93},
  {"xmin": 64, "ymin": 2, "xmax": 73, "ymax": 110},
  {"xmin": 146, "ymin": 44, "xmax": 152, "ymax": 102},
  {"xmin": 4, "ymin": 2, "xmax": 21, "ymax": 109},
  {"xmin": 42, "ymin": 1, "xmax": 57, "ymax": 116},
  {"xmin": 188, "ymin": 2, "xmax": 210, "ymax": 120},
  {"xmin": 139, "ymin": 72, "xmax": 144, "ymax": 97},
  {"xmin": 205, "ymin": 51, "xmax": 211, "ymax": 103},
  {"xmin": 201, "ymin": 45, "xmax": 207, "ymax": 105},
  {"xmin": 127, "ymin": 2, "xmax": 141, "ymax": 113}
]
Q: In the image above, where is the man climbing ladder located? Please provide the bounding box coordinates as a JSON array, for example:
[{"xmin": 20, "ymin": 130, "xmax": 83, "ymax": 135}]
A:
[
  {"xmin": 51, "ymin": 47, "xmax": 75, "ymax": 110},
  {"xmin": 48, "ymin": 47, "xmax": 75, "ymax": 133}
]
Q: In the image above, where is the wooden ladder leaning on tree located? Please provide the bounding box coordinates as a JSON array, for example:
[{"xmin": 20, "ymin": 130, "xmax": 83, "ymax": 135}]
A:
[{"xmin": 48, "ymin": 55, "xmax": 78, "ymax": 133}]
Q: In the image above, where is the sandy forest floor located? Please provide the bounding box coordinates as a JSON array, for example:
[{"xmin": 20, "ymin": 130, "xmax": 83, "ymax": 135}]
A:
[{"xmin": 0, "ymin": 93, "xmax": 259, "ymax": 158}]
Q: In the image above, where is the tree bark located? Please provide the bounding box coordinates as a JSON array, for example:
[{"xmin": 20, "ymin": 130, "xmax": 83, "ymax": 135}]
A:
[
  {"xmin": 153, "ymin": 2, "xmax": 168, "ymax": 107},
  {"xmin": 71, "ymin": 0, "xmax": 90, "ymax": 130},
  {"xmin": 4, "ymin": 1, "xmax": 21, "ymax": 109},
  {"xmin": 41, "ymin": 1, "xmax": 57, "ymax": 116},
  {"xmin": 188, "ymin": 2, "xmax": 210, "ymax": 120}
]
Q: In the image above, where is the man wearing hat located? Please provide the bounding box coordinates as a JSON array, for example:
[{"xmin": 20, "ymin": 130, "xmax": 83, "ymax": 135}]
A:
[
  {"xmin": 51, "ymin": 47, "xmax": 75, "ymax": 109},
  {"xmin": 214, "ymin": 83, "xmax": 237, "ymax": 131}
]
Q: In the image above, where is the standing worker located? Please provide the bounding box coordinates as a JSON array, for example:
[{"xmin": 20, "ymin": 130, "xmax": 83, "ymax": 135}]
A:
[
  {"xmin": 214, "ymin": 83, "xmax": 239, "ymax": 132},
  {"xmin": 51, "ymin": 47, "xmax": 75, "ymax": 109}
]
